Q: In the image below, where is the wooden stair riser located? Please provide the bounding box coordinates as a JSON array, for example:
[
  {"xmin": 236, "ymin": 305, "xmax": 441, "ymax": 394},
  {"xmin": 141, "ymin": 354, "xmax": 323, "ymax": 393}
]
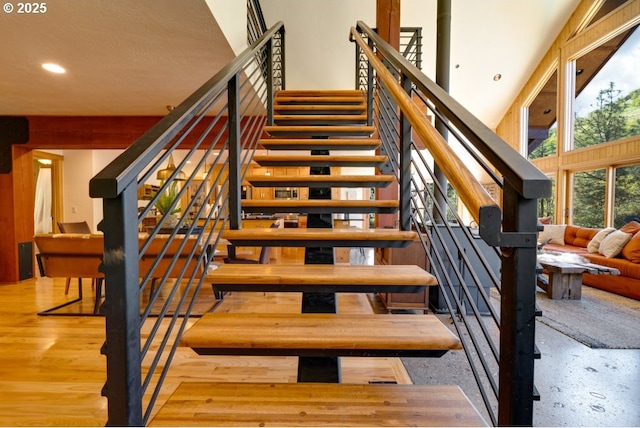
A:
[
  {"xmin": 275, "ymin": 96, "xmax": 365, "ymax": 105},
  {"xmin": 274, "ymin": 114, "xmax": 367, "ymax": 126},
  {"xmin": 241, "ymin": 200, "xmax": 399, "ymax": 215}
]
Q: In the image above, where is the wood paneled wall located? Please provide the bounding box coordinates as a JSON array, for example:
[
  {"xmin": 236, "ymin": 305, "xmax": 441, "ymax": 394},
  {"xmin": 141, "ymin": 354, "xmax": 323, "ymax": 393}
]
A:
[{"xmin": 496, "ymin": 0, "xmax": 640, "ymax": 225}]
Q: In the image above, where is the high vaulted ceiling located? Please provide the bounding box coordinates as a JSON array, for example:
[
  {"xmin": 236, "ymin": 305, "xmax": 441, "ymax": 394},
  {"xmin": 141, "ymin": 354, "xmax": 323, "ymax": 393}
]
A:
[{"xmin": 1, "ymin": 0, "xmax": 581, "ymax": 129}]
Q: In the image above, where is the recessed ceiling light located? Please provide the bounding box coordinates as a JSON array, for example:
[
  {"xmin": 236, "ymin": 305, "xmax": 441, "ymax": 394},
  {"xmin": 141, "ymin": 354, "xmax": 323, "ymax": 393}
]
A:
[
  {"xmin": 543, "ymin": 109, "xmax": 552, "ymax": 115},
  {"xmin": 576, "ymin": 68, "xmax": 584, "ymax": 75},
  {"xmin": 37, "ymin": 159, "xmax": 52, "ymax": 165},
  {"xmin": 42, "ymin": 63, "xmax": 66, "ymax": 74},
  {"xmin": 493, "ymin": 74, "xmax": 502, "ymax": 81}
]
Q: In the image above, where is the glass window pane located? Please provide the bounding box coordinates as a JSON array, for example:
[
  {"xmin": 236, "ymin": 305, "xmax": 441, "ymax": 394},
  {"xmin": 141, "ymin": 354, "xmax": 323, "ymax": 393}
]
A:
[
  {"xmin": 528, "ymin": 70, "xmax": 557, "ymax": 160},
  {"xmin": 538, "ymin": 175, "xmax": 555, "ymax": 219},
  {"xmin": 572, "ymin": 26, "xmax": 640, "ymax": 149},
  {"xmin": 613, "ymin": 164, "xmax": 640, "ymax": 228},
  {"xmin": 572, "ymin": 169, "xmax": 606, "ymax": 228}
]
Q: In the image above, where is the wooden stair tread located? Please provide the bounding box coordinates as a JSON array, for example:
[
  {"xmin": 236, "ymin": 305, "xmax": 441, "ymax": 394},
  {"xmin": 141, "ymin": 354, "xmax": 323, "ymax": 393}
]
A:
[
  {"xmin": 274, "ymin": 114, "xmax": 367, "ymax": 121},
  {"xmin": 260, "ymin": 138, "xmax": 380, "ymax": 150},
  {"xmin": 277, "ymin": 89, "xmax": 366, "ymax": 97},
  {"xmin": 181, "ymin": 313, "xmax": 462, "ymax": 356},
  {"xmin": 247, "ymin": 174, "xmax": 394, "ymax": 188},
  {"xmin": 265, "ymin": 125, "xmax": 375, "ymax": 138},
  {"xmin": 150, "ymin": 382, "xmax": 486, "ymax": 427},
  {"xmin": 241, "ymin": 199, "xmax": 399, "ymax": 215},
  {"xmin": 223, "ymin": 227, "xmax": 416, "ymax": 248},
  {"xmin": 253, "ymin": 154, "xmax": 387, "ymax": 167},
  {"xmin": 207, "ymin": 264, "xmax": 436, "ymax": 293},
  {"xmin": 274, "ymin": 104, "xmax": 366, "ymax": 114},
  {"xmin": 275, "ymin": 96, "xmax": 365, "ymax": 104},
  {"xmin": 150, "ymin": 383, "xmax": 485, "ymax": 426}
]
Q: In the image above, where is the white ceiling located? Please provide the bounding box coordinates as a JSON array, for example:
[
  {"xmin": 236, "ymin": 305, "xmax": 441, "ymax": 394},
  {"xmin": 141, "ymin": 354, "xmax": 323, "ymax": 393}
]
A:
[{"xmin": 0, "ymin": 0, "xmax": 580, "ymax": 128}]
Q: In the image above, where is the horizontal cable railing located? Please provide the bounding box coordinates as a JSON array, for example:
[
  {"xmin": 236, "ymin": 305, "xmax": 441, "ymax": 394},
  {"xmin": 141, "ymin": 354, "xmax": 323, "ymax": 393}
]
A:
[
  {"xmin": 89, "ymin": 22, "xmax": 284, "ymax": 426},
  {"xmin": 351, "ymin": 21, "xmax": 550, "ymax": 426}
]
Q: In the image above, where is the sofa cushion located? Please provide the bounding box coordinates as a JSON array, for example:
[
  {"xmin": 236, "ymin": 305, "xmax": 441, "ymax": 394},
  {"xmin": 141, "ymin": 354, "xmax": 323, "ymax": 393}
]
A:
[
  {"xmin": 564, "ymin": 225, "xmax": 599, "ymax": 248},
  {"xmin": 584, "ymin": 253, "xmax": 640, "ymax": 279},
  {"xmin": 621, "ymin": 231, "xmax": 640, "ymax": 263},
  {"xmin": 619, "ymin": 220, "xmax": 640, "ymax": 235},
  {"xmin": 538, "ymin": 224, "xmax": 566, "ymax": 245},
  {"xmin": 598, "ymin": 230, "xmax": 632, "ymax": 258},
  {"xmin": 587, "ymin": 227, "xmax": 616, "ymax": 253}
]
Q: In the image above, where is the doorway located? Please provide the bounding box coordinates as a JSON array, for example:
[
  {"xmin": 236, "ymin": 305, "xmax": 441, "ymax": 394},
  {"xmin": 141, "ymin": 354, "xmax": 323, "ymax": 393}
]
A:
[{"xmin": 33, "ymin": 151, "xmax": 63, "ymax": 234}]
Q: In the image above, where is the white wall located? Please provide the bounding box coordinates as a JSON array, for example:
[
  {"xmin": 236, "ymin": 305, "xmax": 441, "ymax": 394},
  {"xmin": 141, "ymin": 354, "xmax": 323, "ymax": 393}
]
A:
[
  {"xmin": 205, "ymin": 0, "xmax": 248, "ymax": 55},
  {"xmin": 62, "ymin": 150, "xmax": 97, "ymax": 230}
]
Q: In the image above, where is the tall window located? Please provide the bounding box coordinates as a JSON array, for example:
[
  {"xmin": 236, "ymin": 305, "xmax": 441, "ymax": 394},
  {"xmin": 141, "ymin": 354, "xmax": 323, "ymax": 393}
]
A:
[
  {"xmin": 613, "ymin": 164, "xmax": 640, "ymax": 228},
  {"xmin": 572, "ymin": 26, "xmax": 640, "ymax": 150},
  {"xmin": 528, "ymin": 70, "xmax": 558, "ymax": 160},
  {"xmin": 572, "ymin": 169, "xmax": 606, "ymax": 228},
  {"xmin": 538, "ymin": 175, "xmax": 556, "ymax": 219}
]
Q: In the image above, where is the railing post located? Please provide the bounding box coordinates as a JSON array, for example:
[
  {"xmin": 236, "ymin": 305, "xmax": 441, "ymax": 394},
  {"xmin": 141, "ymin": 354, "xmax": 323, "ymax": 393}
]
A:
[
  {"xmin": 498, "ymin": 181, "xmax": 538, "ymax": 426},
  {"xmin": 228, "ymin": 74, "xmax": 242, "ymax": 230},
  {"xmin": 266, "ymin": 39, "xmax": 274, "ymax": 126},
  {"xmin": 102, "ymin": 184, "xmax": 143, "ymax": 426},
  {"xmin": 366, "ymin": 37, "xmax": 375, "ymax": 127},
  {"xmin": 399, "ymin": 74, "xmax": 412, "ymax": 231},
  {"xmin": 279, "ymin": 26, "xmax": 286, "ymax": 90}
]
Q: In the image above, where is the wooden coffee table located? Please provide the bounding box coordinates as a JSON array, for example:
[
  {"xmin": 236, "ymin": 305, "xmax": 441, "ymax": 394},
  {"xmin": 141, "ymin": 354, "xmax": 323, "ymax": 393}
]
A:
[{"xmin": 537, "ymin": 257, "xmax": 620, "ymax": 300}]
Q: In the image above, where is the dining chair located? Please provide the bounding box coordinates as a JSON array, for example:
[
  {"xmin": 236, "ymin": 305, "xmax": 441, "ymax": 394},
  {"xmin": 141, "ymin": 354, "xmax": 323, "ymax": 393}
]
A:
[{"xmin": 56, "ymin": 221, "xmax": 94, "ymax": 295}]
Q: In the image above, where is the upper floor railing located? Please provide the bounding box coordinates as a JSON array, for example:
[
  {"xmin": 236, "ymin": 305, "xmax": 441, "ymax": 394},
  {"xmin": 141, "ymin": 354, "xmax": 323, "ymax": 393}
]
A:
[
  {"xmin": 89, "ymin": 22, "xmax": 284, "ymax": 426},
  {"xmin": 351, "ymin": 21, "xmax": 550, "ymax": 426}
]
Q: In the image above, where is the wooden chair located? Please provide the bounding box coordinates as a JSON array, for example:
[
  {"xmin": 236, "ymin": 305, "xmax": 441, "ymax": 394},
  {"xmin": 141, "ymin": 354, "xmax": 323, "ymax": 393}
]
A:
[{"xmin": 56, "ymin": 221, "xmax": 94, "ymax": 295}]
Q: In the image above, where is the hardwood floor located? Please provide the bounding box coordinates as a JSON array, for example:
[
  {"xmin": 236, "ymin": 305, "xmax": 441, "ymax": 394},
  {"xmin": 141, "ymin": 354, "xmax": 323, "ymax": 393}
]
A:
[{"xmin": 0, "ymin": 250, "xmax": 412, "ymax": 426}]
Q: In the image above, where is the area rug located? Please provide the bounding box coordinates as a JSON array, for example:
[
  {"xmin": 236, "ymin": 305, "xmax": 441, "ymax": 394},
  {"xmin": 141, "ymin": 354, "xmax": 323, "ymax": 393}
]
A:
[{"xmin": 535, "ymin": 285, "xmax": 640, "ymax": 349}]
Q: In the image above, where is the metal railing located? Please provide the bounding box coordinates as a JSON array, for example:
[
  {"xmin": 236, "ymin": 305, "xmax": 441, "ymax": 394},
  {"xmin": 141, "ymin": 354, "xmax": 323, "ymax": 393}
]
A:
[
  {"xmin": 89, "ymin": 22, "xmax": 284, "ymax": 426},
  {"xmin": 352, "ymin": 21, "xmax": 550, "ymax": 426}
]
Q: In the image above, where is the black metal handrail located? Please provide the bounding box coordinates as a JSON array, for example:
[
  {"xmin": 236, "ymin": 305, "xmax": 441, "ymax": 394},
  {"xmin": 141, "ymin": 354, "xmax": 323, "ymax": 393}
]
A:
[
  {"xmin": 89, "ymin": 21, "xmax": 285, "ymax": 426},
  {"xmin": 352, "ymin": 21, "xmax": 550, "ymax": 426}
]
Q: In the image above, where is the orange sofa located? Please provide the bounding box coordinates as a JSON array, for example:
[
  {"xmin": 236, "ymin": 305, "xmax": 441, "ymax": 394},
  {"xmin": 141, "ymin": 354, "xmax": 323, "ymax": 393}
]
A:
[{"xmin": 542, "ymin": 224, "xmax": 640, "ymax": 300}]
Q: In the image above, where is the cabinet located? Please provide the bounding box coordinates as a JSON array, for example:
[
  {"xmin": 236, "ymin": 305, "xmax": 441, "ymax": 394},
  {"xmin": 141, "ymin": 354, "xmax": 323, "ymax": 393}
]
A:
[{"xmin": 375, "ymin": 235, "xmax": 429, "ymax": 313}]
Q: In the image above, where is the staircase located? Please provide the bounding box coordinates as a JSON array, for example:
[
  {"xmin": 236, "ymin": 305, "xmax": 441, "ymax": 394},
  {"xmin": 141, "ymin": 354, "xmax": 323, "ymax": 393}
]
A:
[{"xmin": 149, "ymin": 90, "xmax": 487, "ymax": 426}]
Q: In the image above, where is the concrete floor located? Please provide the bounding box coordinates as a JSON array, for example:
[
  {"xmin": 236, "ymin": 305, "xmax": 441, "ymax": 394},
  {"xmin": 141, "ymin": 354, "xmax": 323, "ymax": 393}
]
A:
[{"xmin": 403, "ymin": 317, "xmax": 640, "ymax": 427}]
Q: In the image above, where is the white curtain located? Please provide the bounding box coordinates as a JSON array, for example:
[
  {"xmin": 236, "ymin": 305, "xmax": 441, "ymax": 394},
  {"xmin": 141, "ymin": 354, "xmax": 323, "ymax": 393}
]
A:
[{"xmin": 34, "ymin": 167, "xmax": 52, "ymax": 234}]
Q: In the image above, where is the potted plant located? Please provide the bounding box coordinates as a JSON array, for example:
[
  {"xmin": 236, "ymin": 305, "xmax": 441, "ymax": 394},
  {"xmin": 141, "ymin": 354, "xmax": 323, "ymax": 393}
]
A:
[{"xmin": 154, "ymin": 180, "xmax": 182, "ymax": 229}]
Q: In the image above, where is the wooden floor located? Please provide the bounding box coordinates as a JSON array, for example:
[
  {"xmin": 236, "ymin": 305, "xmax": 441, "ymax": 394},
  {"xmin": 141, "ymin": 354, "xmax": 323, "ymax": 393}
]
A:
[{"xmin": 0, "ymin": 248, "xmax": 413, "ymax": 426}]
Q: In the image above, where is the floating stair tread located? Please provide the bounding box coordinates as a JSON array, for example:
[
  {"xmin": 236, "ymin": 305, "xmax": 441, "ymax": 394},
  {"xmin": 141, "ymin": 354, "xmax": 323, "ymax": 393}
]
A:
[
  {"xmin": 150, "ymin": 383, "xmax": 485, "ymax": 426},
  {"xmin": 207, "ymin": 264, "xmax": 436, "ymax": 293},
  {"xmin": 241, "ymin": 199, "xmax": 399, "ymax": 215},
  {"xmin": 247, "ymin": 174, "xmax": 394, "ymax": 188},
  {"xmin": 253, "ymin": 154, "xmax": 387, "ymax": 167},
  {"xmin": 277, "ymin": 89, "xmax": 366, "ymax": 97},
  {"xmin": 181, "ymin": 313, "xmax": 462, "ymax": 356},
  {"xmin": 260, "ymin": 138, "xmax": 380, "ymax": 150},
  {"xmin": 274, "ymin": 114, "xmax": 367, "ymax": 121},
  {"xmin": 274, "ymin": 104, "xmax": 366, "ymax": 114},
  {"xmin": 150, "ymin": 382, "xmax": 486, "ymax": 427},
  {"xmin": 275, "ymin": 96, "xmax": 365, "ymax": 105},
  {"xmin": 222, "ymin": 227, "xmax": 416, "ymax": 247},
  {"xmin": 265, "ymin": 125, "xmax": 375, "ymax": 138}
]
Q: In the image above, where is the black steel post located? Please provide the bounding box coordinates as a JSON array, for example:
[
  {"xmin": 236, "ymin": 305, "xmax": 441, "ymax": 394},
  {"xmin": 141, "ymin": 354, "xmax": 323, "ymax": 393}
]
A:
[
  {"xmin": 498, "ymin": 181, "xmax": 537, "ymax": 426},
  {"xmin": 433, "ymin": 0, "xmax": 451, "ymax": 224},
  {"xmin": 367, "ymin": 37, "xmax": 375, "ymax": 127},
  {"xmin": 266, "ymin": 40, "xmax": 275, "ymax": 126},
  {"xmin": 228, "ymin": 74, "xmax": 242, "ymax": 230},
  {"xmin": 102, "ymin": 184, "xmax": 143, "ymax": 426},
  {"xmin": 399, "ymin": 74, "xmax": 412, "ymax": 231}
]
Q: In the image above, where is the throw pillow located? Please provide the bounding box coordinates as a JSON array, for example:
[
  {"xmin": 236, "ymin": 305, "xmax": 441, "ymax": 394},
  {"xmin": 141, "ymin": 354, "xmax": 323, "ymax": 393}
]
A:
[
  {"xmin": 621, "ymin": 230, "xmax": 640, "ymax": 263},
  {"xmin": 598, "ymin": 230, "xmax": 632, "ymax": 258},
  {"xmin": 538, "ymin": 224, "xmax": 566, "ymax": 245},
  {"xmin": 619, "ymin": 220, "xmax": 640, "ymax": 235},
  {"xmin": 587, "ymin": 227, "xmax": 616, "ymax": 253},
  {"xmin": 538, "ymin": 216, "xmax": 553, "ymax": 225}
]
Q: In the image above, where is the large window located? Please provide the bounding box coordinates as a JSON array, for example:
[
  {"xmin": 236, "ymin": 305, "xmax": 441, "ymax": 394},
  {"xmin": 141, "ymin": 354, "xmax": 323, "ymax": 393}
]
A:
[
  {"xmin": 527, "ymin": 70, "xmax": 557, "ymax": 160},
  {"xmin": 537, "ymin": 175, "xmax": 556, "ymax": 219},
  {"xmin": 572, "ymin": 169, "xmax": 606, "ymax": 228},
  {"xmin": 572, "ymin": 26, "xmax": 640, "ymax": 150},
  {"xmin": 613, "ymin": 164, "xmax": 640, "ymax": 227}
]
